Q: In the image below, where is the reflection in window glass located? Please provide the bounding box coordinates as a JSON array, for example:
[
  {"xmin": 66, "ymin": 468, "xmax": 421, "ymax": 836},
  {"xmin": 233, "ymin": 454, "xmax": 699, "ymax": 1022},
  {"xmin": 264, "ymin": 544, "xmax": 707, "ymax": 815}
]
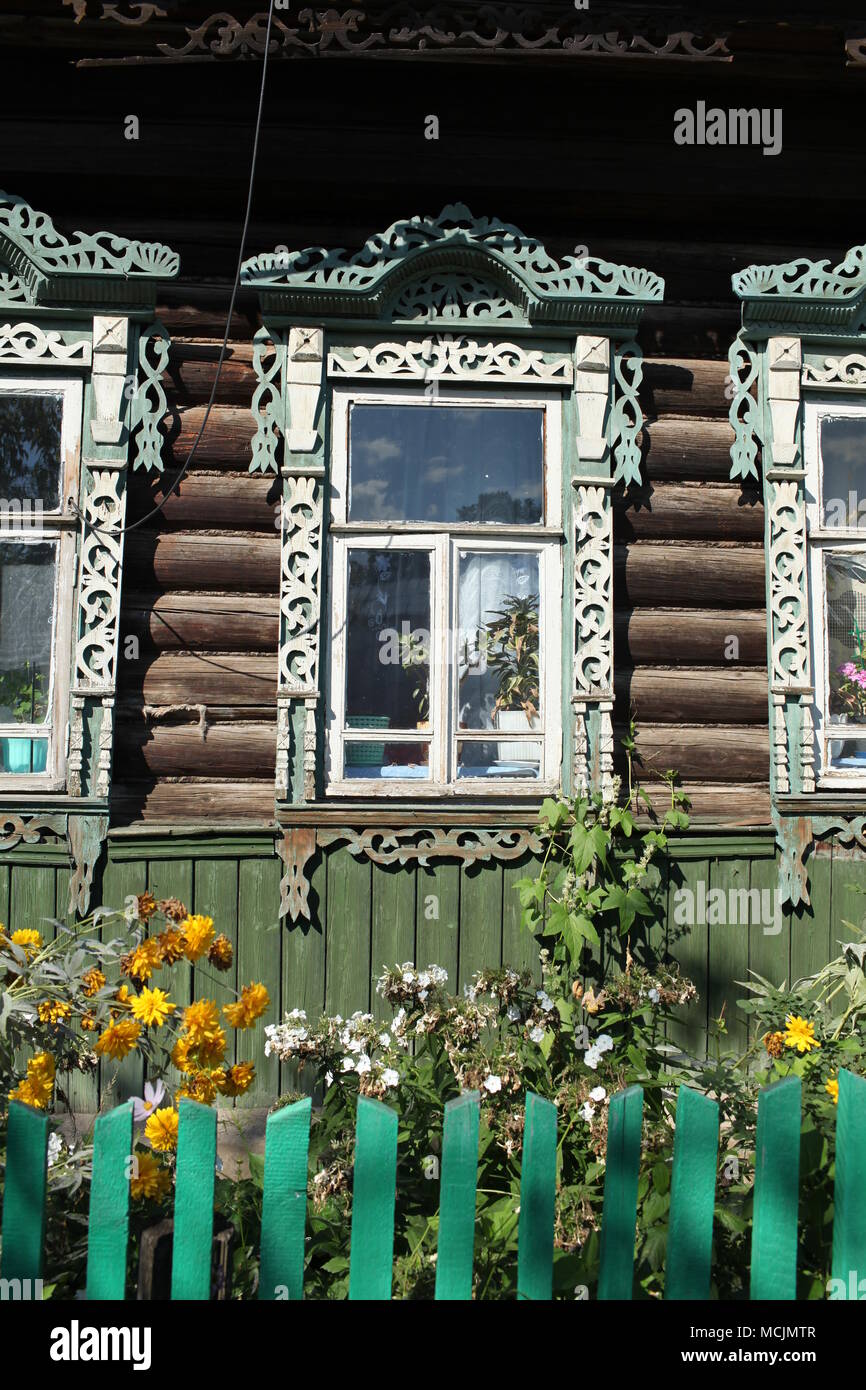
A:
[
  {"xmin": 344, "ymin": 741, "xmax": 430, "ymax": 780},
  {"xmin": 820, "ymin": 416, "xmax": 866, "ymax": 529},
  {"xmin": 0, "ymin": 395, "xmax": 63, "ymax": 510},
  {"xmin": 457, "ymin": 551, "xmax": 539, "ymax": 733},
  {"xmin": 0, "ymin": 540, "xmax": 55, "ymax": 776},
  {"xmin": 457, "ymin": 741, "xmax": 541, "ymax": 779},
  {"xmin": 345, "ymin": 549, "xmax": 431, "ymax": 732},
  {"xmin": 348, "ymin": 404, "xmax": 543, "ymax": 524}
]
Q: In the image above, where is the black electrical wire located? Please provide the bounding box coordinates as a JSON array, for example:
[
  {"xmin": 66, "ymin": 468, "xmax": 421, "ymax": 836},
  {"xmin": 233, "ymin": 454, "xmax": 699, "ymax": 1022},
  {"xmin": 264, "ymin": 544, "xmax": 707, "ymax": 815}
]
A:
[{"xmin": 74, "ymin": 0, "xmax": 277, "ymax": 537}]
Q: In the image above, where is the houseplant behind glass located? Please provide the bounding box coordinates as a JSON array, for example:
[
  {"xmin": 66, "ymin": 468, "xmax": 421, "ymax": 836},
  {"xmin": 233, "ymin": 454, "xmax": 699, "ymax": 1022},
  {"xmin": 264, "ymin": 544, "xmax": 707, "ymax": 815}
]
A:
[
  {"xmin": 484, "ymin": 593, "xmax": 540, "ymax": 761},
  {"xmin": 0, "ymin": 664, "xmax": 47, "ymax": 773}
]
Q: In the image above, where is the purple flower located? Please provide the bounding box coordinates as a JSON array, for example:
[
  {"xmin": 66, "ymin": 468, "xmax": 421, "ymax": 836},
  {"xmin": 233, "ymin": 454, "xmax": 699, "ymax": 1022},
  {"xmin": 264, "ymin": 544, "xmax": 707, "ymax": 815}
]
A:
[{"xmin": 131, "ymin": 1078, "xmax": 166, "ymax": 1123}]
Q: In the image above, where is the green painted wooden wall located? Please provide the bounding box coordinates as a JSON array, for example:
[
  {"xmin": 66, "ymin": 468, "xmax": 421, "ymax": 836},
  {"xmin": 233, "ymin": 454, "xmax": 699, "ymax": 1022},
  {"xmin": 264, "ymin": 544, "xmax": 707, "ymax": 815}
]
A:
[{"xmin": 0, "ymin": 835, "xmax": 861, "ymax": 1109}]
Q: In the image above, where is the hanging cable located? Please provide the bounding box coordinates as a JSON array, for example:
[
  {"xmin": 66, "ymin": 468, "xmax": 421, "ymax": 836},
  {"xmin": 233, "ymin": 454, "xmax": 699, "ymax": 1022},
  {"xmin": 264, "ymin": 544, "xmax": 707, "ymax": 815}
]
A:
[{"xmin": 73, "ymin": 0, "xmax": 277, "ymax": 537}]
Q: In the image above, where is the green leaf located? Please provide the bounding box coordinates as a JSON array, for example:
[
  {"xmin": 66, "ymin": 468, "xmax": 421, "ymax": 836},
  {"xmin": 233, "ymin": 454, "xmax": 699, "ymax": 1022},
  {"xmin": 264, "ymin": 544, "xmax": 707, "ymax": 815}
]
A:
[
  {"xmin": 652, "ymin": 1161, "xmax": 670, "ymax": 1195},
  {"xmin": 248, "ymin": 1152, "xmax": 265, "ymax": 1190}
]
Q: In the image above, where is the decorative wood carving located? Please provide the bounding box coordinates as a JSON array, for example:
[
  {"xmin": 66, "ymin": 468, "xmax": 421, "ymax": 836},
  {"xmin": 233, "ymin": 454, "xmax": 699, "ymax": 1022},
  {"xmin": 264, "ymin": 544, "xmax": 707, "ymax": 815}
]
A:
[
  {"xmin": 0, "ymin": 814, "xmax": 67, "ymax": 852},
  {"xmin": 728, "ymin": 331, "xmax": 760, "ymax": 481},
  {"xmin": 573, "ymin": 484, "xmax": 613, "ymax": 699},
  {"xmin": 772, "ymin": 694, "xmax": 789, "ymax": 795},
  {"xmin": 767, "ymin": 478, "xmax": 809, "ymax": 691},
  {"xmin": 250, "ymin": 324, "xmax": 285, "ymax": 474},
  {"xmin": 74, "ymin": 465, "xmax": 126, "ymax": 692},
  {"xmin": 286, "ymin": 326, "xmax": 323, "ymax": 453},
  {"xmin": 390, "ymin": 271, "xmax": 523, "ymax": 324},
  {"xmin": 802, "ymin": 354, "xmax": 866, "ymax": 388},
  {"xmin": 610, "ymin": 340, "xmax": 643, "ymax": 485},
  {"xmin": 90, "ymin": 315, "xmax": 128, "ymax": 445},
  {"xmin": 328, "ymin": 337, "xmax": 574, "ymax": 385},
  {"xmin": 767, "ymin": 336, "xmax": 801, "ymax": 469},
  {"xmin": 0, "ymin": 321, "xmax": 90, "ymax": 365},
  {"xmin": 277, "ymin": 826, "xmax": 317, "ymax": 922},
  {"xmin": 574, "ymin": 335, "xmax": 609, "ymax": 462},
  {"xmin": 67, "ymin": 812, "xmax": 109, "ymax": 915},
  {"xmin": 132, "ymin": 320, "xmax": 170, "ymax": 471},
  {"xmin": 317, "ymin": 825, "xmax": 542, "ymax": 867},
  {"xmin": 279, "ymin": 474, "xmax": 324, "ymax": 696}
]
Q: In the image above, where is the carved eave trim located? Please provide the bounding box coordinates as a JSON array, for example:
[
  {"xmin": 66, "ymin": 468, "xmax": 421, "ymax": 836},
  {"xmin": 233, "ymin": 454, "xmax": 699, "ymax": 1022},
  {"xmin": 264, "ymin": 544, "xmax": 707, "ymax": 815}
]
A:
[
  {"xmin": 242, "ymin": 204, "xmax": 663, "ymax": 328},
  {"xmin": 0, "ymin": 191, "xmax": 179, "ymax": 312},
  {"xmin": 733, "ymin": 242, "xmax": 866, "ymax": 333}
]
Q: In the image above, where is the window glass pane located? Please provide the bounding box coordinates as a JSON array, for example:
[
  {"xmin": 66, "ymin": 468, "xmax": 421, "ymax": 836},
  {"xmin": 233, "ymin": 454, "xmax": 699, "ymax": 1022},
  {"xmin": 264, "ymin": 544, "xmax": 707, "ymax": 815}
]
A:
[
  {"xmin": 349, "ymin": 403, "xmax": 543, "ymax": 524},
  {"xmin": 0, "ymin": 541, "xmax": 55, "ymax": 729},
  {"xmin": 457, "ymin": 551, "xmax": 540, "ymax": 734},
  {"xmin": 344, "ymin": 740, "xmax": 430, "ymax": 780},
  {"xmin": 457, "ymin": 740, "xmax": 541, "ymax": 779},
  {"xmin": 826, "ymin": 554, "xmax": 866, "ymax": 777},
  {"xmin": 820, "ymin": 416, "xmax": 866, "ymax": 529},
  {"xmin": 0, "ymin": 394, "xmax": 63, "ymax": 513},
  {"xmin": 346, "ymin": 548, "xmax": 431, "ymax": 732},
  {"xmin": 0, "ymin": 736, "xmax": 48, "ymax": 775}
]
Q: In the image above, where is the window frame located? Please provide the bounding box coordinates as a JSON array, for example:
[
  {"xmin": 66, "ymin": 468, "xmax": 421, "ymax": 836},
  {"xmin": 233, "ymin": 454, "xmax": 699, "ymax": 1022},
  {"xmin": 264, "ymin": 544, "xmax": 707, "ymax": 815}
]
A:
[
  {"xmin": 326, "ymin": 381, "xmax": 563, "ymax": 796},
  {"xmin": 0, "ymin": 374, "xmax": 81, "ymax": 792}
]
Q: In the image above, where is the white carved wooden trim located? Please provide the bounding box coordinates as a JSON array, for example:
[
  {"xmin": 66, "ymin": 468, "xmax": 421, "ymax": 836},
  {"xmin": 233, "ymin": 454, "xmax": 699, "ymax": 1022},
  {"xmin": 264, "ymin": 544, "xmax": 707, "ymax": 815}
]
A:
[
  {"xmin": 73, "ymin": 465, "xmax": 127, "ymax": 693},
  {"xmin": 327, "ymin": 336, "xmax": 574, "ymax": 385},
  {"xmin": 767, "ymin": 335, "xmax": 801, "ymax": 467},
  {"xmin": 574, "ymin": 334, "xmax": 609, "ymax": 462},
  {"xmin": 767, "ymin": 477, "xmax": 810, "ymax": 692},
  {"xmin": 802, "ymin": 354, "xmax": 866, "ymax": 388},
  {"xmin": 800, "ymin": 699, "xmax": 815, "ymax": 794},
  {"xmin": 278, "ymin": 474, "xmax": 324, "ymax": 695},
  {"xmin": 599, "ymin": 701, "xmax": 615, "ymax": 800},
  {"xmin": 276, "ymin": 697, "xmax": 291, "ymax": 801},
  {"xmin": 67, "ymin": 695, "xmax": 85, "ymax": 799},
  {"xmin": 772, "ymin": 693, "xmax": 789, "ymax": 794},
  {"xmin": 287, "ymin": 326, "xmax": 323, "ymax": 453},
  {"xmin": 0, "ymin": 321, "xmax": 91, "ymax": 366},
  {"xmin": 90, "ymin": 316, "xmax": 128, "ymax": 445},
  {"xmin": 573, "ymin": 483, "xmax": 613, "ymax": 699}
]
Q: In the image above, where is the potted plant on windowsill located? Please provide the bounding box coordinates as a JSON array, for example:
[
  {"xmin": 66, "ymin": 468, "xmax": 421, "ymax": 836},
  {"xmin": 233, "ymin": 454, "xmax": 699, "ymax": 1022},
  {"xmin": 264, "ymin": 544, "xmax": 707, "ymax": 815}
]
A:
[
  {"xmin": 484, "ymin": 593, "xmax": 540, "ymax": 761},
  {"xmin": 0, "ymin": 665, "xmax": 47, "ymax": 773}
]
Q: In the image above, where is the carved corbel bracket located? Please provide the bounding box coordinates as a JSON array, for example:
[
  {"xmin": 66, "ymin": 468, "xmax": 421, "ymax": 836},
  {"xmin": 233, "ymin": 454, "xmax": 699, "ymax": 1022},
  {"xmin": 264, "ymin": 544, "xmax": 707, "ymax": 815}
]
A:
[
  {"xmin": 90, "ymin": 315, "xmax": 128, "ymax": 444},
  {"xmin": 574, "ymin": 335, "xmax": 609, "ymax": 463},
  {"xmin": 610, "ymin": 340, "xmax": 644, "ymax": 486},
  {"xmin": 67, "ymin": 813, "xmax": 109, "ymax": 916},
  {"xmin": 286, "ymin": 326, "xmax": 324, "ymax": 453}
]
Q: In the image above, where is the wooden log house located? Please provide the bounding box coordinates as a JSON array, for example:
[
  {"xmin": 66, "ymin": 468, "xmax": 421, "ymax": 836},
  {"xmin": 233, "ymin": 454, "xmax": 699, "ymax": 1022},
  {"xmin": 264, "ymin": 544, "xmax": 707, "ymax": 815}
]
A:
[{"xmin": 1, "ymin": 1, "xmax": 866, "ymax": 1104}]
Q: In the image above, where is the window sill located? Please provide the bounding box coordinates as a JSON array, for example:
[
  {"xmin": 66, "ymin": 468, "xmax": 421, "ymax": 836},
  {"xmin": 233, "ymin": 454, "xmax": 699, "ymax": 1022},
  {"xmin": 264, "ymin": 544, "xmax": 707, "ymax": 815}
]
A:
[{"xmin": 777, "ymin": 793, "xmax": 866, "ymax": 814}]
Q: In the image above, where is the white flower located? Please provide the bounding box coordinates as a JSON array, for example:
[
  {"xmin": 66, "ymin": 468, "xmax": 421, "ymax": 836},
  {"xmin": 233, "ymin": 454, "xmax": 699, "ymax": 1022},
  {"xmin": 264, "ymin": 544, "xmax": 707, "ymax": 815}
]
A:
[
  {"xmin": 132, "ymin": 1079, "xmax": 166, "ymax": 1123},
  {"xmin": 402, "ymin": 969, "xmax": 416, "ymax": 984},
  {"xmin": 506, "ymin": 1004, "xmax": 521, "ymax": 1023},
  {"xmin": 648, "ymin": 988, "xmax": 660, "ymax": 1004},
  {"xmin": 381, "ymin": 1068, "xmax": 400, "ymax": 1089},
  {"xmin": 589, "ymin": 1086, "xmax": 606, "ymax": 1102},
  {"xmin": 419, "ymin": 989, "xmax": 429, "ymax": 1002},
  {"xmin": 483, "ymin": 1074, "xmax": 503, "ymax": 1094},
  {"xmin": 596, "ymin": 1033, "xmax": 614, "ymax": 1054},
  {"xmin": 47, "ymin": 1132, "xmax": 63, "ymax": 1167},
  {"xmin": 536, "ymin": 990, "xmax": 554, "ymax": 1013},
  {"xmin": 393, "ymin": 1008, "xmax": 407, "ymax": 1033},
  {"xmin": 529, "ymin": 1025, "xmax": 545, "ymax": 1043},
  {"xmin": 584, "ymin": 1046, "xmax": 600, "ymax": 1070},
  {"xmin": 429, "ymin": 965, "xmax": 448, "ymax": 986},
  {"xmin": 341, "ymin": 1057, "xmax": 355, "ymax": 1072},
  {"xmin": 580, "ymin": 1102, "xmax": 595, "ymax": 1123},
  {"xmin": 379, "ymin": 1032, "xmax": 391, "ymax": 1047},
  {"xmin": 355, "ymin": 1054, "xmax": 372, "ymax": 1075},
  {"xmin": 325, "ymin": 1071, "xmax": 334, "ymax": 1088}
]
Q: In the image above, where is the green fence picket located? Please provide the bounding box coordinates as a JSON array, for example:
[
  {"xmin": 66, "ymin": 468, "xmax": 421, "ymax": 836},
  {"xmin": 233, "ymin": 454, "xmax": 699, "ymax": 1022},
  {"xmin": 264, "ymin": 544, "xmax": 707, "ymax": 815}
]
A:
[
  {"xmin": 348, "ymin": 1096, "xmax": 398, "ymax": 1300},
  {"xmin": 435, "ymin": 1090, "xmax": 480, "ymax": 1301},
  {"xmin": 86, "ymin": 1099, "xmax": 134, "ymax": 1300},
  {"xmin": 516, "ymin": 1091, "xmax": 557, "ymax": 1301},
  {"xmin": 750, "ymin": 1074, "xmax": 801, "ymax": 1301},
  {"xmin": 831, "ymin": 1068, "xmax": 866, "ymax": 1299},
  {"xmin": 598, "ymin": 1084, "xmax": 644, "ymax": 1300},
  {"xmin": 259, "ymin": 1096, "xmax": 311, "ymax": 1301},
  {"xmin": 666, "ymin": 1085, "xmax": 719, "ymax": 1301},
  {"xmin": 171, "ymin": 1099, "xmax": 217, "ymax": 1300},
  {"xmin": 0, "ymin": 1100, "xmax": 48, "ymax": 1284}
]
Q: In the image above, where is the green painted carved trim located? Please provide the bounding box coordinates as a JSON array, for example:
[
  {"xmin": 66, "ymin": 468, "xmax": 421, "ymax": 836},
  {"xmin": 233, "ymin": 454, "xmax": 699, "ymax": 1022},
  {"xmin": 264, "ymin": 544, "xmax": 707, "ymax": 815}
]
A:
[
  {"xmin": 771, "ymin": 807, "xmax": 811, "ymax": 910},
  {"xmin": 250, "ymin": 324, "xmax": 286, "ymax": 474},
  {"xmin": 727, "ymin": 332, "xmax": 761, "ymax": 480},
  {"xmin": 0, "ymin": 191, "xmax": 179, "ymax": 310},
  {"xmin": 241, "ymin": 204, "xmax": 663, "ymax": 325},
  {"xmin": 610, "ymin": 340, "xmax": 643, "ymax": 486},
  {"xmin": 131, "ymin": 321, "xmax": 170, "ymax": 471},
  {"xmin": 67, "ymin": 813, "xmax": 110, "ymax": 916},
  {"xmin": 388, "ymin": 269, "xmax": 526, "ymax": 325},
  {"xmin": 0, "ymin": 813, "xmax": 67, "ymax": 852},
  {"xmin": 812, "ymin": 815, "xmax": 866, "ymax": 853},
  {"xmin": 734, "ymin": 243, "xmax": 866, "ymax": 329}
]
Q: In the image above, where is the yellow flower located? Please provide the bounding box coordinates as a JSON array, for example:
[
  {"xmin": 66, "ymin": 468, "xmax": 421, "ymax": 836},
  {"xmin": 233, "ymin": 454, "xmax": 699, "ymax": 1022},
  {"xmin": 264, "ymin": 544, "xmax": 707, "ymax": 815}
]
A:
[
  {"xmin": 159, "ymin": 897, "xmax": 188, "ymax": 923},
  {"xmin": 181, "ymin": 915, "xmax": 215, "ymax": 962},
  {"xmin": 129, "ymin": 1151, "xmax": 171, "ymax": 1202},
  {"xmin": 195, "ymin": 1029, "xmax": 227, "ymax": 1067},
  {"xmin": 145, "ymin": 1107, "xmax": 179, "ymax": 1153},
  {"xmin": 783, "ymin": 1014, "xmax": 820, "ymax": 1054},
  {"xmin": 156, "ymin": 927, "xmax": 185, "ymax": 965},
  {"xmin": 37, "ymin": 1000, "xmax": 72, "ymax": 1025},
  {"xmin": 176, "ymin": 1071, "xmax": 220, "ymax": 1105},
  {"xmin": 9, "ymin": 1052, "xmax": 55, "ymax": 1109},
  {"xmin": 171, "ymin": 1035, "xmax": 196, "ymax": 1074},
  {"xmin": 80, "ymin": 1012, "xmax": 98, "ymax": 1032},
  {"xmin": 122, "ymin": 937, "xmax": 162, "ymax": 983},
  {"xmin": 208, "ymin": 935, "xmax": 234, "ymax": 971},
  {"xmin": 826, "ymin": 1077, "xmax": 839, "ymax": 1105},
  {"xmin": 95, "ymin": 1018, "xmax": 141, "ymax": 1060},
  {"xmin": 136, "ymin": 892, "xmax": 158, "ymax": 922},
  {"xmin": 130, "ymin": 987, "xmax": 176, "ymax": 1029},
  {"xmin": 763, "ymin": 1031, "xmax": 786, "ymax": 1059},
  {"xmin": 81, "ymin": 967, "xmax": 106, "ymax": 998},
  {"xmin": 218, "ymin": 1062, "xmax": 255, "ymax": 1097},
  {"xmin": 29, "ymin": 1052, "xmax": 55, "ymax": 1082},
  {"xmin": 115, "ymin": 983, "xmax": 131, "ymax": 1004},
  {"xmin": 10, "ymin": 929, "xmax": 42, "ymax": 959},
  {"xmin": 182, "ymin": 998, "xmax": 222, "ymax": 1047},
  {"xmin": 223, "ymin": 983, "xmax": 270, "ymax": 1029}
]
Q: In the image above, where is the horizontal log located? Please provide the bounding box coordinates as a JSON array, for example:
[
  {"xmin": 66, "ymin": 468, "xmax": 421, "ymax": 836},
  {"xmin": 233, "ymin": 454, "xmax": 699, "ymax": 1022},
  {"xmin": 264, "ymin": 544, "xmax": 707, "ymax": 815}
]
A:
[
  {"xmin": 614, "ymin": 483, "xmax": 763, "ymax": 541},
  {"xmin": 167, "ymin": 341, "xmax": 257, "ymax": 406},
  {"xmin": 117, "ymin": 722, "xmax": 277, "ymax": 778},
  {"xmin": 614, "ymin": 609, "xmax": 767, "ymax": 665},
  {"xmin": 633, "ymin": 783, "xmax": 771, "ymax": 828},
  {"xmin": 123, "ymin": 594, "xmax": 280, "ymax": 651},
  {"xmin": 642, "ymin": 417, "xmax": 737, "ymax": 482},
  {"xmin": 639, "ymin": 358, "xmax": 731, "ymax": 419},
  {"xmin": 618, "ymin": 668, "xmax": 768, "ymax": 723},
  {"xmin": 125, "ymin": 534, "xmax": 280, "ymax": 591},
  {"xmin": 121, "ymin": 654, "xmax": 277, "ymax": 707},
  {"xmin": 618, "ymin": 724, "xmax": 769, "ymax": 782},
  {"xmin": 614, "ymin": 543, "xmax": 766, "ymax": 607},
  {"xmin": 111, "ymin": 780, "xmax": 276, "ymax": 826},
  {"xmin": 163, "ymin": 405, "xmax": 256, "ymax": 471},
  {"xmin": 127, "ymin": 473, "xmax": 280, "ymax": 531}
]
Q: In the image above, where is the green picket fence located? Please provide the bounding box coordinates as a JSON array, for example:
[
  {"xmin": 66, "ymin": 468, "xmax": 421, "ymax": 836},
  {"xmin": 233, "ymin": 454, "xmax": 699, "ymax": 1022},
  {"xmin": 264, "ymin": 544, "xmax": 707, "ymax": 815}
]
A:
[{"xmin": 2, "ymin": 1069, "xmax": 866, "ymax": 1300}]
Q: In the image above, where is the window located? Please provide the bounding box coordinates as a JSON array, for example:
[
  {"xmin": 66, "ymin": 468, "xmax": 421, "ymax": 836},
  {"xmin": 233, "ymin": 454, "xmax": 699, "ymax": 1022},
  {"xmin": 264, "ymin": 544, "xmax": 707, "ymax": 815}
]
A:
[
  {"xmin": 0, "ymin": 378, "xmax": 80, "ymax": 787},
  {"xmin": 327, "ymin": 386, "xmax": 562, "ymax": 794}
]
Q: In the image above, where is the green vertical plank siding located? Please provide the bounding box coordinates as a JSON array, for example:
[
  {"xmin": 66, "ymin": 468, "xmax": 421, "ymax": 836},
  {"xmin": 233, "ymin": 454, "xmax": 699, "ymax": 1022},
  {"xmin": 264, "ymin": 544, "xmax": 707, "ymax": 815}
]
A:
[
  {"xmin": 0, "ymin": 862, "xmax": 10, "ymax": 928},
  {"xmin": 829, "ymin": 847, "xmax": 866, "ymax": 952},
  {"xmin": 458, "ymin": 861, "xmax": 502, "ymax": 987},
  {"xmin": 831, "ymin": 1068, "xmax": 866, "ymax": 1298},
  {"xmin": 750, "ymin": 1075, "xmax": 801, "ymax": 1301},
  {"xmin": 193, "ymin": 859, "xmax": 239, "ymax": 1079},
  {"xmin": 516, "ymin": 1091, "xmax": 557, "ymax": 1302},
  {"xmin": 435, "ymin": 1090, "xmax": 480, "ymax": 1301},
  {"xmin": 348, "ymin": 1096, "xmax": 398, "ymax": 1301},
  {"xmin": 259, "ymin": 1097, "xmax": 312, "ymax": 1301},
  {"xmin": 665, "ymin": 1086, "xmax": 719, "ymax": 1301},
  {"xmin": 414, "ymin": 862, "xmax": 459, "ymax": 992},
  {"xmin": 326, "ymin": 848, "xmax": 372, "ymax": 1017},
  {"xmin": 747, "ymin": 855, "xmax": 791, "ymax": 1042},
  {"xmin": 598, "ymin": 1084, "xmax": 644, "ymax": 1300},
  {"xmin": 790, "ymin": 851, "xmax": 831, "ymax": 990},
  {"xmin": 666, "ymin": 859, "xmax": 710, "ymax": 1057},
  {"xmin": 99, "ymin": 859, "xmax": 146, "ymax": 1107},
  {"xmin": 501, "ymin": 856, "xmax": 541, "ymax": 981},
  {"xmin": 236, "ymin": 857, "xmax": 283, "ymax": 1105},
  {"xmin": 281, "ymin": 848, "xmax": 326, "ymax": 1098},
  {"xmin": 11, "ymin": 862, "xmax": 57, "ymax": 939},
  {"xmin": 707, "ymin": 857, "xmax": 750, "ymax": 1051},
  {"xmin": 57, "ymin": 866, "xmax": 99, "ymax": 1117},
  {"xmin": 171, "ymin": 1099, "xmax": 217, "ymax": 1300},
  {"xmin": 86, "ymin": 1099, "xmax": 133, "ymax": 1300},
  {"xmin": 371, "ymin": 862, "xmax": 416, "ymax": 1013},
  {"xmin": 0, "ymin": 1100, "xmax": 48, "ymax": 1281}
]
